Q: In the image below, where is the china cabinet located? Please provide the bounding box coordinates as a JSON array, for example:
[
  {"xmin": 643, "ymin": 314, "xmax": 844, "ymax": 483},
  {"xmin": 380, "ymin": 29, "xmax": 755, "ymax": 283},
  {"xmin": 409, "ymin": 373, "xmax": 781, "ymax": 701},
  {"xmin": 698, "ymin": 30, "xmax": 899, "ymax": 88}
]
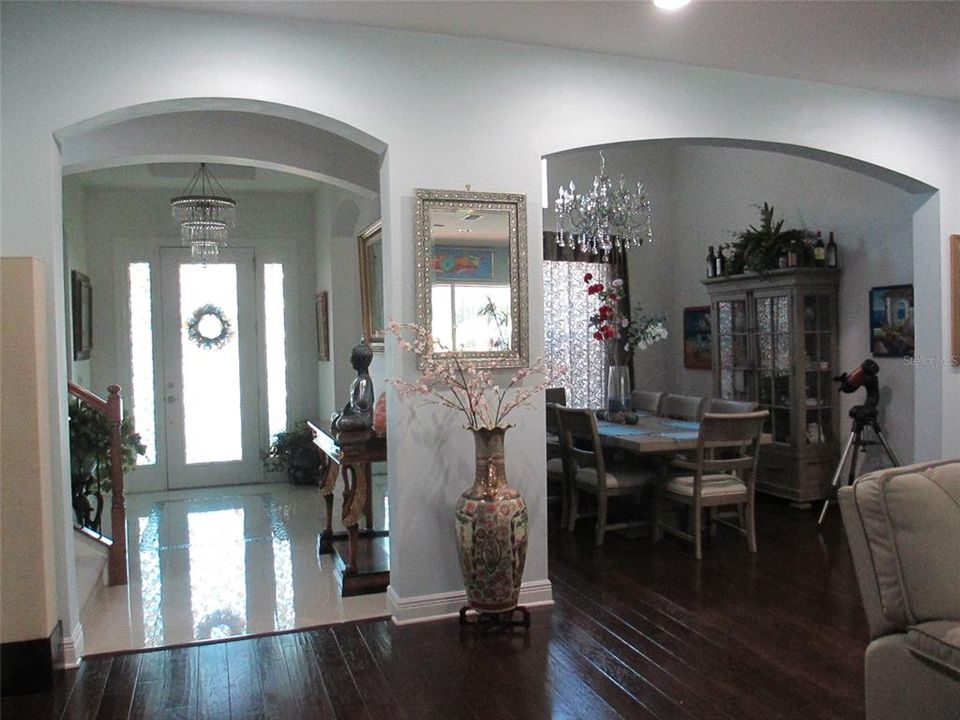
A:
[{"xmin": 704, "ymin": 268, "xmax": 842, "ymax": 503}]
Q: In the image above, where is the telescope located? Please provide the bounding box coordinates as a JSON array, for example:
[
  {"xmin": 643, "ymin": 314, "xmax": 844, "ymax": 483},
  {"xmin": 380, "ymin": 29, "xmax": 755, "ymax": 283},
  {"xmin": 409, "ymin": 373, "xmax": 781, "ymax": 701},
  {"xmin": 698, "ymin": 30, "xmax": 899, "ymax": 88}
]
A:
[{"xmin": 818, "ymin": 359, "xmax": 899, "ymax": 525}]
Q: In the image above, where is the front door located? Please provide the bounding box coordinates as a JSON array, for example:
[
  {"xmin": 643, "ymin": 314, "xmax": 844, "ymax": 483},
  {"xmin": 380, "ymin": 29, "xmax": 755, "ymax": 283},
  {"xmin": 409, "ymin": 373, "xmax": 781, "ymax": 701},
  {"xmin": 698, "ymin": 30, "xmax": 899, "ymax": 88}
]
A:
[{"xmin": 160, "ymin": 247, "xmax": 262, "ymax": 488}]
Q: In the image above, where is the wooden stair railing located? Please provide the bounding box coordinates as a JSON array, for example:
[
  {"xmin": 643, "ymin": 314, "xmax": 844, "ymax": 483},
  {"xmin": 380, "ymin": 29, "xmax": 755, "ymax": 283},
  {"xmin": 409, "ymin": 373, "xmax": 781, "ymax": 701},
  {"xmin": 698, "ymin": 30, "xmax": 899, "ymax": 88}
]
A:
[{"xmin": 67, "ymin": 381, "xmax": 128, "ymax": 586}]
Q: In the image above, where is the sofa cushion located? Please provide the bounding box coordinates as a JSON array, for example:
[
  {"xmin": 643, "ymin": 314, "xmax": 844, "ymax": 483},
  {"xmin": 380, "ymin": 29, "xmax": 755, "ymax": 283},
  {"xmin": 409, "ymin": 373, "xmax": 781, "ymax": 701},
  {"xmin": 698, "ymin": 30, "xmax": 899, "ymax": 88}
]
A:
[
  {"xmin": 907, "ymin": 621, "xmax": 960, "ymax": 677},
  {"xmin": 851, "ymin": 459, "xmax": 960, "ymax": 627}
]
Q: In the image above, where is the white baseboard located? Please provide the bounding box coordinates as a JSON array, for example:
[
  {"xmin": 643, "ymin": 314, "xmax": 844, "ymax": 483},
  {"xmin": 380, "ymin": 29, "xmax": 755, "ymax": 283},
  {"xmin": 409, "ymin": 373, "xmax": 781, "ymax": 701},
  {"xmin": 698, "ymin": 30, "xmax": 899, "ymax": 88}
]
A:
[
  {"xmin": 62, "ymin": 622, "xmax": 84, "ymax": 668},
  {"xmin": 388, "ymin": 579, "xmax": 553, "ymax": 625}
]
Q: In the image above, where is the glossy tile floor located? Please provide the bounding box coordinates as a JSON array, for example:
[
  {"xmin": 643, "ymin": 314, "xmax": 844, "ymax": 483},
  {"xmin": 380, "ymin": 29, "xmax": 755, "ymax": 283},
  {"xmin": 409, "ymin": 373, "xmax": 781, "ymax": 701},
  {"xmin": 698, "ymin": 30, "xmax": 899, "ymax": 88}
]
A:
[{"xmin": 80, "ymin": 481, "xmax": 389, "ymax": 656}]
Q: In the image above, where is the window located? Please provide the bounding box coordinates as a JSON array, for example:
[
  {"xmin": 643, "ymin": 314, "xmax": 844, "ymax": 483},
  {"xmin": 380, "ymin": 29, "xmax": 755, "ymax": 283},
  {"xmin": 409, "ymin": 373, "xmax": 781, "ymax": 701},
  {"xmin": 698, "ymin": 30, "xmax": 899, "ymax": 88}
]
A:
[
  {"xmin": 543, "ymin": 261, "xmax": 611, "ymax": 408},
  {"xmin": 128, "ymin": 263, "xmax": 157, "ymax": 465}
]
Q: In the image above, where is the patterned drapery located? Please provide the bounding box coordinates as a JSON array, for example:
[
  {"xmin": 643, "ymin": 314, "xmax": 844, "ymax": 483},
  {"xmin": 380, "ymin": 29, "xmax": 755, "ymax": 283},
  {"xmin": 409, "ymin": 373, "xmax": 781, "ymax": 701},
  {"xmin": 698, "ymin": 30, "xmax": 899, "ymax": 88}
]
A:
[{"xmin": 543, "ymin": 261, "xmax": 612, "ymax": 409}]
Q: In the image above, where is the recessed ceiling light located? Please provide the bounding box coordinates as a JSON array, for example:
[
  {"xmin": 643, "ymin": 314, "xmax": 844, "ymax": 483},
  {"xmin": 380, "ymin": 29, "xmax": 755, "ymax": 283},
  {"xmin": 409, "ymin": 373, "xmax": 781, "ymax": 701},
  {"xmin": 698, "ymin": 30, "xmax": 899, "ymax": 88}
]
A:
[{"xmin": 653, "ymin": 0, "xmax": 691, "ymax": 10}]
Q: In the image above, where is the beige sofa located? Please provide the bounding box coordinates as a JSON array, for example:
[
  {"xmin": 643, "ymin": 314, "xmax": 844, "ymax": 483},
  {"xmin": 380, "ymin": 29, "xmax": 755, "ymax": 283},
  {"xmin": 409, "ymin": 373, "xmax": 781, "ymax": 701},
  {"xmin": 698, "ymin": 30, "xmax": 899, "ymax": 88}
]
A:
[{"xmin": 839, "ymin": 459, "xmax": 960, "ymax": 720}]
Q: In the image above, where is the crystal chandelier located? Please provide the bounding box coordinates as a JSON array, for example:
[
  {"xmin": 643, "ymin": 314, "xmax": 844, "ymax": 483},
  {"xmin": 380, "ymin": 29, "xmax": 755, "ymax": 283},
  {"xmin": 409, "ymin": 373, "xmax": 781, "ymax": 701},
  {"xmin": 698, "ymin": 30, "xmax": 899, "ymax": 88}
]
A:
[
  {"xmin": 170, "ymin": 163, "xmax": 236, "ymax": 265},
  {"xmin": 554, "ymin": 152, "xmax": 653, "ymax": 257}
]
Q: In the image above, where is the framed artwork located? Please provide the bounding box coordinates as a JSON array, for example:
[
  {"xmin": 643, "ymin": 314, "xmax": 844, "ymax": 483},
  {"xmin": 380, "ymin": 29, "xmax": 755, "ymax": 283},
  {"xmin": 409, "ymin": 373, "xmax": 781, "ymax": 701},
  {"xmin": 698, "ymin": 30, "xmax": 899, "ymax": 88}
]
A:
[
  {"xmin": 357, "ymin": 219, "xmax": 384, "ymax": 349},
  {"xmin": 952, "ymin": 234, "xmax": 959, "ymax": 365},
  {"xmin": 316, "ymin": 291, "xmax": 330, "ymax": 362},
  {"xmin": 683, "ymin": 305, "xmax": 712, "ymax": 370},
  {"xmin": 433, "ymin": 246, "xmax": 494, "ymax": 282},
  {"xmin": 870, "ymin": 284, "xmax": 914, "ymax": 357},
  {"xmin": 71, "ymin": 270, "xmax": 92, "ymax": 361}
]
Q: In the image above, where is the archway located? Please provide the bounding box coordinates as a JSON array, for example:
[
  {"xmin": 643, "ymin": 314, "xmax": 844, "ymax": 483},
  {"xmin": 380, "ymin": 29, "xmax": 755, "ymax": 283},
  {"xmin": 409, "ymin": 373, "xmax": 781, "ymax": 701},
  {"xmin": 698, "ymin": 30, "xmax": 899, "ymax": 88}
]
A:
[
  {"xmin": 543, "ymin": 136, "xmax": 937, "ymax": 473},
  {"xmin": 54, "ymin": 98, "xmax": 390, "ymax": 662}
]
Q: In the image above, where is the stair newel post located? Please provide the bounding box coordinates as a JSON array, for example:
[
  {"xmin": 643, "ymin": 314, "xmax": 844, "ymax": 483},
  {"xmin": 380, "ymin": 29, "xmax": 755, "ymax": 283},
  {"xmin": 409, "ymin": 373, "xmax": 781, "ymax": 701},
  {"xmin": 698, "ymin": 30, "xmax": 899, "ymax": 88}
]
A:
[{"xmin": 106, "ymin": 384, "xmax": 128, "ymax": 586}]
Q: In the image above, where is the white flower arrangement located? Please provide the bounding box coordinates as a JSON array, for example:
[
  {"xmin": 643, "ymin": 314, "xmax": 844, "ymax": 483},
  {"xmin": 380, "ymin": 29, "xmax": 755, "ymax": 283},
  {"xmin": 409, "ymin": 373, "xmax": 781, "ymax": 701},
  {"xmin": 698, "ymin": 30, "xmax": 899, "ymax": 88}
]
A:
[{"xmin": 388, "ymin": 321, "xmax": 565, "ymax": 430}]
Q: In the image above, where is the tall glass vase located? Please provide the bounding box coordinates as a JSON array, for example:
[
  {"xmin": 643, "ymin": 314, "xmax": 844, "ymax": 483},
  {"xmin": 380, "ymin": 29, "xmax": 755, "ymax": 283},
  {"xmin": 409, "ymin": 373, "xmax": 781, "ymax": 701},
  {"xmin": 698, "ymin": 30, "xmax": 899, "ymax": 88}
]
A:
[{"xmin": 607, "ymin": 365, "xmax": 631, "ymax": 414}]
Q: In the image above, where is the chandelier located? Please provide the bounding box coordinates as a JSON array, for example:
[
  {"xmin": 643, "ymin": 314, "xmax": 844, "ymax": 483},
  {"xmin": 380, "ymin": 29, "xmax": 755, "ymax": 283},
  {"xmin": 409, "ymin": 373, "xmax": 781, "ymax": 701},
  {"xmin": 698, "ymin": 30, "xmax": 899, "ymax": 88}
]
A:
[
  {"xmin": 170, "ymin": 163, "xmax": 236, "ymax": 265},
  {"xmin": 554, "ymin": 152, "xmax": 653, "ymax": 257}
]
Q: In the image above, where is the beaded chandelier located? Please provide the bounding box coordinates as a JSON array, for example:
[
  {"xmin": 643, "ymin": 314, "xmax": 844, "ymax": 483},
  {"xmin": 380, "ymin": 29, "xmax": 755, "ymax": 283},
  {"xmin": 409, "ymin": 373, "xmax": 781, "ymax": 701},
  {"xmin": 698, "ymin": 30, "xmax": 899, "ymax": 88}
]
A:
[{"xmin": 171, "ymin": 163, "xmax": 236, "ymax": 265}]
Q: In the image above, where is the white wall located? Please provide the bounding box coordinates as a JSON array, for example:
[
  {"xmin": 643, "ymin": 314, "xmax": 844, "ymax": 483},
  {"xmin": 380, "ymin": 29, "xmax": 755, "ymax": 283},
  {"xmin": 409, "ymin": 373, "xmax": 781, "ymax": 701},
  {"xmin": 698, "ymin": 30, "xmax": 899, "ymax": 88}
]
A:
[{"xmin": 1, "ymin": 2, "xmax": 957, "ymax": 638}]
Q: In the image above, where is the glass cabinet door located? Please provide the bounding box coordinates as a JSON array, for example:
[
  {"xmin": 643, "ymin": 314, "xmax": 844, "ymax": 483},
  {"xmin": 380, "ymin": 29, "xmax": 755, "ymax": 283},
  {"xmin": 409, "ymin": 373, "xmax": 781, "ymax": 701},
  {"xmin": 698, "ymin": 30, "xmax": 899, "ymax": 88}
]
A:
[
  {"xmin": 754, "ymin": 294, "xmax": 791, "ymax": 444},
  {"xmin": 717, "ymin": 299, "xmax": 751, "ymax": 401},
  {"xmin": 802, "ymin": 294, "xmax": 835, "ymax": 446}
]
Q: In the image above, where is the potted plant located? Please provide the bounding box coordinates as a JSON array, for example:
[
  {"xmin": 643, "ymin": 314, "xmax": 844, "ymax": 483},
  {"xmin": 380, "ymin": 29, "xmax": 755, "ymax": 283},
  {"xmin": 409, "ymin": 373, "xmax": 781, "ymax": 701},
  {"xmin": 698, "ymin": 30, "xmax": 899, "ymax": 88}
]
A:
[
  {"xmin": 263, "ymin": 421, "xmax": 322, "ymax": 484},
  {"xmin": 68, "ymin": 398, "xmax": 146, "ymax": 533},
  {"xmin": 728, "ymin": 202, "xmax": 806, "ymax": 274}
]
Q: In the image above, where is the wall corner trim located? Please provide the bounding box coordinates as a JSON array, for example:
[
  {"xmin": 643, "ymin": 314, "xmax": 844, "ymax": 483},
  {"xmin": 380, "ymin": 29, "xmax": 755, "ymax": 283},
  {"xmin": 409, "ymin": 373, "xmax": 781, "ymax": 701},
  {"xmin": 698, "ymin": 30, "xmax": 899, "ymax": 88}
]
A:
[{"xmin": 387, "ymin": 580, "xmax": 553, "ymax": 625}]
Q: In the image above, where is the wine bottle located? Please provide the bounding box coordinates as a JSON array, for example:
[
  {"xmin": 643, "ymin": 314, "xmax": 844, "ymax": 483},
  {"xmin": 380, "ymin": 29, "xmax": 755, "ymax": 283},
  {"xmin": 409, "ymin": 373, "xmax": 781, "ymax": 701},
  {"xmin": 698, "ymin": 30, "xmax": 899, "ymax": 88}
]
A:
[
  {"xmin": 826, "ymin": 232, "xmax": 838, "ymax": 267},
  {"xmin": 787, "ymin": 239, "xmax": 799, "ymax": 268},
  {"xmin": 715, "ymin": 246, "xmax": 725, "ymax": 276},
  {"xmin": 706, "ymin": 246, "xmax": 716, "ymax": 278},
  {"xmin": 778, "ymin": 248, "xmax": 788, "ymax": 269},
  {"xmin": 814, "ymin": 231, "xmax": 826, "ymax": 267}
]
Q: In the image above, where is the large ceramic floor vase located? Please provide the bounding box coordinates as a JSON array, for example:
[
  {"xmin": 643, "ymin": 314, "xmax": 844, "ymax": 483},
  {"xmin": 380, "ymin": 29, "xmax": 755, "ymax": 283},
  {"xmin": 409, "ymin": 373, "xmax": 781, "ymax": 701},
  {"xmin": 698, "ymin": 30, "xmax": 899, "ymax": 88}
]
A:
[{"xmin": 454, "ymin": 427, "xmax": 528, "ymax": 613}]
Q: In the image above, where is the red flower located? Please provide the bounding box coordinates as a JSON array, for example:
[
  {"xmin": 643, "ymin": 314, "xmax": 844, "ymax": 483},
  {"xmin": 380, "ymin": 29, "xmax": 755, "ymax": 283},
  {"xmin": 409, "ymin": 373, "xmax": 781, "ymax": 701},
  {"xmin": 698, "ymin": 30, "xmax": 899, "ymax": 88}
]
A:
[
  {"xmin": 583, "ymin": 272, "xmax": 593, "ymax": 283},
  {"xmin": 598, "ymin": 305, "xmax": 613, "ymax": 318},
  {"xmin": 587, "ymin": 285, "xmax": 600, "ymax": 295},
  {"xmin": 603, "ymin": 326, "xmax": 617, "ymax": 339},
  {"xmin": 607, "ymin": 293, "xmax": 618, "ymax": 302},
  {"xmin": 593, "ymin": 330, "xmax": 604, "ymax": 341}
]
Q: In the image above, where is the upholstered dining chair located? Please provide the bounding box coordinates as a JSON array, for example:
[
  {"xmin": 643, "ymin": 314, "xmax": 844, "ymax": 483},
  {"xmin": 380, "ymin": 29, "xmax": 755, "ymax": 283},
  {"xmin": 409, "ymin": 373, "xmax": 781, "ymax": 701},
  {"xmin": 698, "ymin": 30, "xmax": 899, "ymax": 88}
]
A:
[
  {"xmin": 545, "ymin": 401, "xmax": 569, "ymax": 526},
  {"xmin": 706, "ymin": 398, "xmax": 758, "ymax": 413},
  {"xmin": 654, "ymin": 410, "xmax": 768, "ymax": 560},
  {"xmin": 555, "ymin": 406, "xmax": 658, "ymax": 546},
  {"xmin": 630, "ymin": 390, "xmax": 663, "ymax": 414},
  {"xmin": 659, "ymin": 394, "xmax": 707, "ymax": 421}
]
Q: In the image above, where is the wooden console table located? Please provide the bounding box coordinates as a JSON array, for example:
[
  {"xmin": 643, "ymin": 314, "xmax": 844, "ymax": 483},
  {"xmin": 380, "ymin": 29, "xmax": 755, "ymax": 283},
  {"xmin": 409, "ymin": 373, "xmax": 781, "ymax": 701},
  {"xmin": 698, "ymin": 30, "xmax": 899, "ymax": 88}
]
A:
[{"xmin": 307, "ymin": 420, "xmax": 387, "ymax": 595}]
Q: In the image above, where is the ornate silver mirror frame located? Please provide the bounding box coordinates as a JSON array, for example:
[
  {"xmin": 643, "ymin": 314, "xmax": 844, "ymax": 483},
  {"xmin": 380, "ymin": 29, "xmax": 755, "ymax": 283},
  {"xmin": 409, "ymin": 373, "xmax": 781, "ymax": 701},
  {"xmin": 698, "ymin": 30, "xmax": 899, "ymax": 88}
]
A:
[{"xmin": 415, "ymin": 188, "xmax": 529, "ymax": 369}]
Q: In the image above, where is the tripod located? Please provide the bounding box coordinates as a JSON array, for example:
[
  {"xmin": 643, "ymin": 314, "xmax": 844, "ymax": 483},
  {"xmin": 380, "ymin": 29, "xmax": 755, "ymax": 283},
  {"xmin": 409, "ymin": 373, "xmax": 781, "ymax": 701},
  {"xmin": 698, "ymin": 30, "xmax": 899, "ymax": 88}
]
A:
[{"xmin": 817, "ymin": 404, "xmax": 900, "ymax": 525}]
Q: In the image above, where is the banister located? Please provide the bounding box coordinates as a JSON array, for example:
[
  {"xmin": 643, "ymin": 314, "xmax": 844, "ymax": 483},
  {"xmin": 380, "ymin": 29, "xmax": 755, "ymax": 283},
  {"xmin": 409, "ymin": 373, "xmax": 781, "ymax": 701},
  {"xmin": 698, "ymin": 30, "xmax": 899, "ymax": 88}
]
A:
[{"xmin": 67, "ymin": 380, "xmax": 128, "ymax": 586}]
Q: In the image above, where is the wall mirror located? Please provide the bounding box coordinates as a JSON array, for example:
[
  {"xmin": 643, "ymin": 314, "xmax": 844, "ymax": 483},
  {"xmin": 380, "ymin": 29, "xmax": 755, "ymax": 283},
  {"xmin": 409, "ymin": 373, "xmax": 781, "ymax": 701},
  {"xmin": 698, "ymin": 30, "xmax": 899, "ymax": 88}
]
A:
[
  {"xmin": 358, "ymin": 219, "xmax": 385, "ymax": 349},
  {"xmin": 415, "ymin": 188, "xmax": 528, "ymax": 368}
]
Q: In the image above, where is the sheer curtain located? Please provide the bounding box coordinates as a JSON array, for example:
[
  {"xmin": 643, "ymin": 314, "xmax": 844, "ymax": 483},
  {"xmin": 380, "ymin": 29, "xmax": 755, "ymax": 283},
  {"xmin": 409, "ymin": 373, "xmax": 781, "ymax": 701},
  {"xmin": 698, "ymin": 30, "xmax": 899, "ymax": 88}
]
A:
[{"xmin": 544, "ymin": 260, "xmax": 611, "ymax": 408}]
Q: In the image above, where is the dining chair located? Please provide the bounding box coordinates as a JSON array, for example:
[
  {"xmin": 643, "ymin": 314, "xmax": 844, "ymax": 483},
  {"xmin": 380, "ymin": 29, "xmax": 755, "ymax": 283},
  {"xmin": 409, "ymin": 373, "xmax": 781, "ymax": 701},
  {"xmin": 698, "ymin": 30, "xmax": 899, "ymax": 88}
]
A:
[
  {"xmin": 706, "ymin": 398, "xmax": 758, "ymax": 413},
  {"xmin": 555, "ymin": 406, "xmax": 658, "ymax": 546},
  {"xmin": 630, "ymin": 390, "xmax": 662, "ymax": 414},
  {"xmin": 653, "ymin": 410, "xmax": 768, "ymax": 560},
  {"xmin": 546, "ymin": 402, "xmax": 570, "ymax": 526},
  {"xmin": 545, "ymin": 387, "xmax": 567, "ymax": 406},
  {"xmin": 659, "ymin": 394, "xmax": 707, "ymax": 421}
]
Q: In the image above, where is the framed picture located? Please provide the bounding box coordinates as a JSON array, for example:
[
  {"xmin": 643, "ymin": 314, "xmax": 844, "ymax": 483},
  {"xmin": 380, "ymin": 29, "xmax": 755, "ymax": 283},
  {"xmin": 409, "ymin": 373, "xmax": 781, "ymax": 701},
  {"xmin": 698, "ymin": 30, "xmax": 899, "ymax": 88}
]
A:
[
  {"xmin": 952, "ymin": 234, "xmax": 959, "ymax": 365},
  {"xmin": 870, "ymin": 284, "xmax": 914, "ymax": 357},
  {"xmin": 357, "ymin": 219, "xmax": 384, "ymax": 349},
  {"xmin": 71, "ymin": 270, "xmax": 92, "ymax": 361},
  {"xmin": 433, "ymin": 246, "xmax": 494, "ymax": 282},
  {"xmin": 316, "ymin": 291, "xmax": 330, "ymax": 361},
  {"xmin": 683, "ymin": 305, "xmax": 712, "ymax": 369}
]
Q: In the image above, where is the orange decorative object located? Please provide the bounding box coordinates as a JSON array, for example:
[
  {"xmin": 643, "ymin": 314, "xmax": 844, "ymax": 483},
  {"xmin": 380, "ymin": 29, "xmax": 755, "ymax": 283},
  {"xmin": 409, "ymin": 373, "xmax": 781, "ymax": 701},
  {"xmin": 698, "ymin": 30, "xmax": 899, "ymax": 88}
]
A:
[{"xmin": 373, "ymin": 392, "xmax": 387, "ymax": 433}]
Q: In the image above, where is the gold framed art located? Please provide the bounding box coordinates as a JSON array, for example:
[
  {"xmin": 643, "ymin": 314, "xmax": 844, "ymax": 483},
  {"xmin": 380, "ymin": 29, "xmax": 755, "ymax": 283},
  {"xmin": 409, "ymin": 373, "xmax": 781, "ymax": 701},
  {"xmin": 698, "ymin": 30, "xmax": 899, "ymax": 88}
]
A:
[
  {"xmin": 357, "ymin": 219, "xmax": 384, "ymax": 349},
  {"xmin": 316, "ymin": 290, "xmax": 330, "ymax": 362}
]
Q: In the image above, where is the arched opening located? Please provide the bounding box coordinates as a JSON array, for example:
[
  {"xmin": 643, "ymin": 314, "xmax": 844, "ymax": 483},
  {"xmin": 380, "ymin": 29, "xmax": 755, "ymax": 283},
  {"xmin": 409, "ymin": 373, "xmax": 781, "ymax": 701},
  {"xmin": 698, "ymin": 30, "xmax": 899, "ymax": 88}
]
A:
[
  {"xmin": 543, "ymin": 136, "xmax": 936, "ymax": 506},
  {"xmin": 55, "ymin": 99, "xmax": 391, "ymax": 658}
]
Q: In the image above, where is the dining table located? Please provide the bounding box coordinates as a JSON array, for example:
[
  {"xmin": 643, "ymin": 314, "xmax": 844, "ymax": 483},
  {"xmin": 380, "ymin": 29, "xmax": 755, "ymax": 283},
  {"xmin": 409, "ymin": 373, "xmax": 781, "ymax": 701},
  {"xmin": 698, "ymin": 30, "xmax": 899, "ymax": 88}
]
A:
[{"xmin": 548, "ymin": 410, "xmax": 772, "ymax": 457}]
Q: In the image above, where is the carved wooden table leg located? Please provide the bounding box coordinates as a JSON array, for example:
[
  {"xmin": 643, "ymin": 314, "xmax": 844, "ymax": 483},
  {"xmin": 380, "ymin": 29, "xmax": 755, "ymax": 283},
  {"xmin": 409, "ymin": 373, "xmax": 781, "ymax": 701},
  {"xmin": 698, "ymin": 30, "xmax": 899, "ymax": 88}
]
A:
[
  {"xmin": 317, "ymin": 458, "xmax": 339, "ymax": 556},
  {"xmin": 341, "ymin": 462, "xmax": 369, "ymax": 574}
]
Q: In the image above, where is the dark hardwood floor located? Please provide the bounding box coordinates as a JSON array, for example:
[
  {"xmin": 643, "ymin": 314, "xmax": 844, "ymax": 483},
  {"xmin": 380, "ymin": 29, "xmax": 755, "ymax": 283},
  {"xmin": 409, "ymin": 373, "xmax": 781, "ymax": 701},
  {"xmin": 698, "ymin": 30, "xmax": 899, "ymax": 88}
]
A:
[{"xmin": 3, "ymin": 498, "xmax": 867, "ymax": 719}]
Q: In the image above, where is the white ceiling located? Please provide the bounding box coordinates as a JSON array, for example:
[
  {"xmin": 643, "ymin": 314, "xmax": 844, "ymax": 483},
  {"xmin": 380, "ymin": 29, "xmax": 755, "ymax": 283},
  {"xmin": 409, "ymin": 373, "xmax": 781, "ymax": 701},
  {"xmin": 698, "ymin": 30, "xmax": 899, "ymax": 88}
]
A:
[{"xmin": 140, "ymin": 0, "xmax": 960, "ymax": 101}]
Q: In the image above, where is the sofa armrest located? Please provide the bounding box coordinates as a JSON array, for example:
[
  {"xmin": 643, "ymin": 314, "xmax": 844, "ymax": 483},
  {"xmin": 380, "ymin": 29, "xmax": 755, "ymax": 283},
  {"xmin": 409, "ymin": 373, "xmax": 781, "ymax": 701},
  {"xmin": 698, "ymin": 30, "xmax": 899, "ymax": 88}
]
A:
[{"xmin": 907, "ymin": 621, "xmax": 960, "ymax": 678}]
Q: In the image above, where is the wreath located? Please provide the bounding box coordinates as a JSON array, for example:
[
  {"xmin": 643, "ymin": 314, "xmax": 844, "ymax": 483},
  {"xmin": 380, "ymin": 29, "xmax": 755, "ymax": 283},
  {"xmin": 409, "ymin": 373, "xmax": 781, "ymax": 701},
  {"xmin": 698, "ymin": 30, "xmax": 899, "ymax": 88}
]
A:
[{"xmin": 186, "ymin": 303, "xmax": 234, "ymax": 350}]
